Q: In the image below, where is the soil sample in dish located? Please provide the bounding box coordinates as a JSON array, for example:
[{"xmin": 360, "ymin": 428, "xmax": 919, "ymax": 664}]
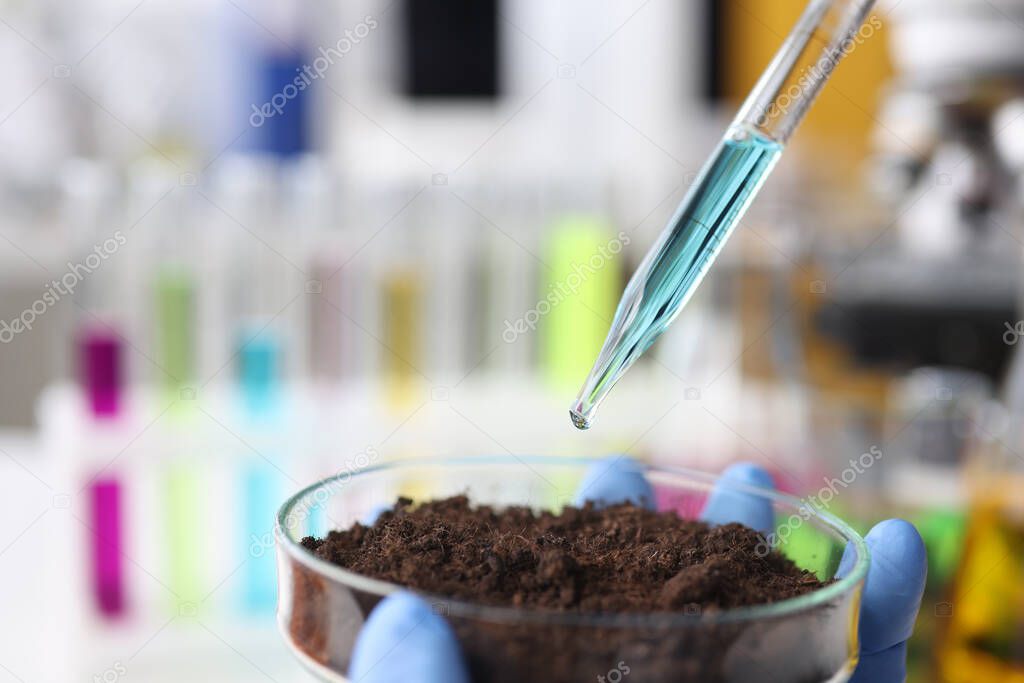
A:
[{"xmin": 291, "ymin": 496, "xmax": 838, "ymax": 682}]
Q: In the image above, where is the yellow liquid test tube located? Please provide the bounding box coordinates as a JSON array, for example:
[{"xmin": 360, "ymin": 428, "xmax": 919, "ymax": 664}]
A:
[{"xmin": 383, "ymin": 271, "xmax": 422, "ymax": 410}]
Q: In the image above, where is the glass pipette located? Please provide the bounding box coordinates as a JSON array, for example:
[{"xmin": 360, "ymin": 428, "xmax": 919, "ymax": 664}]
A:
[{"xmin": 571, "ymin": 0, "xmax": 878, "ymax": 429}]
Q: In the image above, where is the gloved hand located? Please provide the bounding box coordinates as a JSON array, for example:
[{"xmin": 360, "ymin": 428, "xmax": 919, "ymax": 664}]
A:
[{"xmin": 349, "ymin": 459, "xmax": 927, "ymax": 683}]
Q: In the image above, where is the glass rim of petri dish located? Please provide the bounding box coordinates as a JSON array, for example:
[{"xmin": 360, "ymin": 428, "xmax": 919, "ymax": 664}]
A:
[{"xmin": 275, "ymin": 455, "xmax": 869, "ymax": 629}]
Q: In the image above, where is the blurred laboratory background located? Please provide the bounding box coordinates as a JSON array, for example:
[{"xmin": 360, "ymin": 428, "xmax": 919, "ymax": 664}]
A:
[{"xmin": 1, "ymin": 0, "xmax": 1023, "ymax": 681}]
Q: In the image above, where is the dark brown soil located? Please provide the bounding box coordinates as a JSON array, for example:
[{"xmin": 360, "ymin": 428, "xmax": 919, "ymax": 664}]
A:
[
  {"xmin": 302, "ymin": 496, "xmax": 824, "ymax": 613},
  {"xmin": 289, "ymin": 497, "xmax": 846, "ymax": 682}
]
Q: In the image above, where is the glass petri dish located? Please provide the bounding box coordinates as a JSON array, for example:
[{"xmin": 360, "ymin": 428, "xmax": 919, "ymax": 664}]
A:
[{"xmin": 276, "ymin": 456, "xmax": 868, "ymax": 683}]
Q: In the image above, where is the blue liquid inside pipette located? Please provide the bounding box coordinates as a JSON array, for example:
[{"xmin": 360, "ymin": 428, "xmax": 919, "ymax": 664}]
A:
[{"xmin": 571, "ymin": 124, "xmax": 782, "ymax": 429}]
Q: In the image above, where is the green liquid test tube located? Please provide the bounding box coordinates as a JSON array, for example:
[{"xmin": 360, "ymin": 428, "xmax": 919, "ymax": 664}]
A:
[
  {"xmin": 541, "ymin": 217, "xmax": 621, "ymax": 390},
  {"xmin": 165, "ymin": 461, "xmax": 203, "ymax": 608},
  {"xmin": 155, "ymin": 268, "xmax": 195, "ymax": 398}
]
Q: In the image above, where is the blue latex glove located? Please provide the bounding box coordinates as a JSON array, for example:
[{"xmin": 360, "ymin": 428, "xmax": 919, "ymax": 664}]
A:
[
  {"xmin": 349, "ymin": 591, "xmax": 469, "ymax": 683},
  {"xmin": 349, "ymin": 459, "xmax": 926, "ymax": 683}
]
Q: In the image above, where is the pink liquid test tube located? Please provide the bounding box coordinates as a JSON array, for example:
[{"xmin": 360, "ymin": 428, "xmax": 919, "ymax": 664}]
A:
[
  {"xmin": 89, "ymin": 477, "xmax": 125, "ymax": 617},
  {"xmin": 79, "ymin": 326, "xmax": 127, "ymax": 618},
  {"xmin": 80, "ymin": 328, "xmax": 122, "ymax": 417}
]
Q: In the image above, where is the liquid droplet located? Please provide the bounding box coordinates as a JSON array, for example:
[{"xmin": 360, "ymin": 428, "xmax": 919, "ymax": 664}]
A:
[{"xmin": 570, "ymin": 408, "xmax": 591, "ymax": 430}]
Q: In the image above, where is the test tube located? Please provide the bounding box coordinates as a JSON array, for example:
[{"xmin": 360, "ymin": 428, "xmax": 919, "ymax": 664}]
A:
[
  {"xmin": 164, "ymin": 457, "xmax": 204, "ymax": 607},
  {"xmin": 383, "ymin": 271, "xmax": 422, "ymax": 408},
  {"xmin": 424, "ymin": 185, "xmax": 475, "ymax": 382},
  {"xmin": 155, "ymin": 269, "xmax": 196, "ymax": 397},
  {"xmin": 80, "ymin": 323, "xmax": 123, "ymax": 418},
  {"xmin": 147, "ymin": 183, "xmax": 205, "ymax": 610},
  {"xmin": 79, "ymin": 329, "xmax": 127, "ymax": 619},
  {"xmin": 539, "ymin": 187, "xmax": 620, "ymax": 389},
  {"xmin": 214, "ymin": 156, "xmax": 291, "ymax": 614},
  {"xmin": 308, "ymin": 260, "xmax": 344, "ymax": 382},
  {"xmin": 89, "ymin": 477, "xmax": 125, "ymax": 617},
  {"xmin": 283, "ymin": 155, "xmax": 345, "ymax": 384},
  {"xmin": 240, "ymin": 451, "xmax": 279, "ymax": 613},
  {"xmin": 238, "ymin": 331, "xmax": 281, "ymax": 416},
  {"xmin": 378, "ymin": 184, "xmax": 426, "ymax": 409},
  {"xmin": 481, "ymin": 181, "xmax": 542, "ymax": 374},
  {"xmin": 234, "ymin": 323, "xmax": 285, "ymax": 615},
  {"xmin": 63, "ymin": 160, "xmax": 130, "ymax": 620}
]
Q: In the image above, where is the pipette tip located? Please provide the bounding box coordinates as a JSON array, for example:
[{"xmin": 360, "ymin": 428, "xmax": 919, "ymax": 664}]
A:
[{"xmin": 569, "ymin": 407, "xmax": 592, "ymax": 431}]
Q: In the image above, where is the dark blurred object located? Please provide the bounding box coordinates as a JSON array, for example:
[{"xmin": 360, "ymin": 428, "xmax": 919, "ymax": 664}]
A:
[
  {"xmin": 700, "ymin": 0, "xmax": 726, "ymax": 103},
  {"xmin": 402, "ymin": 0, "xmax": 499, "ymax": 98},
  {"xmin": 814, "ymin": 254, "xmax": 1018, "ymax": 382}
]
